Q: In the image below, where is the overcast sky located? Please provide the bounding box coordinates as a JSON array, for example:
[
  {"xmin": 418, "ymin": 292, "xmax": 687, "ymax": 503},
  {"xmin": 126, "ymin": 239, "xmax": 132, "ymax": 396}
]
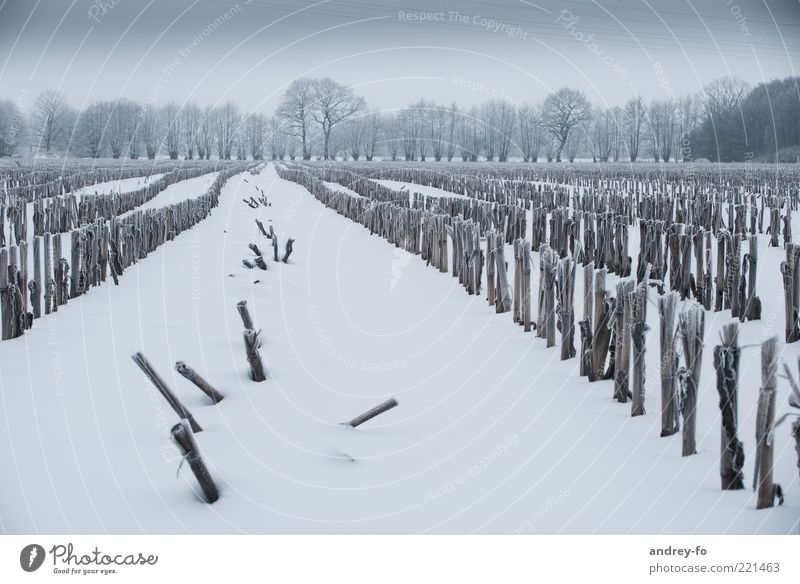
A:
[{"xmin": 0, "ymin": 0, "xmax": 798, "ymax": 114}]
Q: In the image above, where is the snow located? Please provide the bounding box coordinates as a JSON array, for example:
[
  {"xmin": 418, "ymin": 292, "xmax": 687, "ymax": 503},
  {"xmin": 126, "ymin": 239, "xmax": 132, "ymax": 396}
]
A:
[
  {"xmin": 322, "ymin": 181, "xmax": 361, "ymax": 198},
  {"xmin": 372, "ymin": 179, "xmax": 469, "ymax": 204},
  {"xmin": 0, "ymin": 163, "xmax": 797, "ymax": 534},
  {"xmin": 118, "ymin": 172, "xmax": 220, "ymax": 217},
  {"xmin": 72, "ymin": 174, "xmax": 166, "ymax": 200}
]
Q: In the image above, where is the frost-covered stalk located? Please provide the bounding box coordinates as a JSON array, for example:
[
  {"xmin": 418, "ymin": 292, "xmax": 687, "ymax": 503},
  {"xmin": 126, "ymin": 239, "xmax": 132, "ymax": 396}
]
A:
[
  {"xmin": 346, "ymin": 398, "xmax": 398, "ymax": 427},
  {"xmin": 522, "ymin": 241, "xmax": 532, "ymax": 332},
  {"xmin": 742, "ymin": 234, "xmax": 761, "ymax": 322},
  {"xmin": 557, "ymin": 256, "xmax": 576, "ymax": 360},
  {"xmin": 542, "ymin": 246, "xmax": 557, "ymax": 347},
  {"xmin": 236, "ymin": 299, "xmax": 255, "ymax": 330},
  {"xmin": 781, "ymin": 243, "xmax": 800, "ymax": 342},
  {"xmin": 132, "ymin": 352, "xmax": 202, "ymax": 433},
  {"xmin": 487, "ymin": 230, "xmax": 496, "ymax": 308},
  {"xmin": 171, "ymin": 420, "xmax": 219, "ymax": 503},
  {"xmin": 580, "ymin": 262, "xmax": 594, "ymax": 376},
  {"xmin": 713, "ymin": 322, "xmax": 744, "ymax": 490},
  {"xmin": 677, "ymin": 303, "xmax": 704, "ymax": 456},
  {"xmin": 613, "ymin": 279, "xmax": 634, "ymax": 403},
  {"xmin": 729, "ymin": 233, "xmax": 742, "ymax": 319},
  {"xmin": 243, "ymin": 329, "xmax": 266, "ymax": 382},
  {"xmin": 630, "ymin": 278, "xmax": 649, "ymax": 417},
  {"xmin": 494, "ymin": 233, "xmax": 512, "ymax": 314},
  {"xmin": 513, "ymin": 240, "xmax": 522, "ymax": 324},
  {"xmin": 175, "ymin": 361, "xmax": 224, "ymax": 404},
  {"xmin": 658, "ymin": 293, "xmax": 680, "ymax": 436},
  {"xmin": 754, "ymin": 337, "xmax": 780, "ymax": 509},
  {"xmin": 715, "ymin": 230, "xmax": 727, "ymax": 311}
]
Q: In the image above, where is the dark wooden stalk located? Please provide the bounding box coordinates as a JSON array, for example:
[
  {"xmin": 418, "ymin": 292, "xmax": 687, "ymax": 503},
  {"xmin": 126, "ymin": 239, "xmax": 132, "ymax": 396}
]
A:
[
  {"xmin": 714, "ymin": 322, "xmax": 744, "ymax": 490},
  {"xmin": 236, "ymin": 300, "xmax": 254, "ymax": 330},
  {"xmin": 282, "ymin": 238, "xmax": 295, "ymax": 263},
  {"xmin": 678, "ymin": 304, "xmax": 704, "ymax": 456},
  {"xmin": 754, "ymin": 336, "xmax": 780, "ymax": 509},
  {"xmin": 630, "ymin": 278, "xmax": 649, "ymax": 417},
  {"xmin": 558, "ymin": 256, "xmax": 576, "ymax": 360},
  {"xmin": 243, "ymin": 328, "xmax": 267, "ymax": 382},
  {"xmin": 132, "ymin": 352, "xmax": 202, "ymax": 432},
  {"xmin": 658, "ymin": 292, "xmax": 680, "ymax": 436},
  {"xmin": 175, "ymin": 361, "xmax": 224, "ymax": 403},
  {"xmin": 171, "ymin": 420, "xmax": 219, "ymax": 503},
  {"xmin": 346, "ymin": 398, "xmax": 399, "ymax": 427}
]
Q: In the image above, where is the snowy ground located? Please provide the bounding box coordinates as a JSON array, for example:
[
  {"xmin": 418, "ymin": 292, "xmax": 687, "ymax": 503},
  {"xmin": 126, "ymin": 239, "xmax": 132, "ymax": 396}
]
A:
[
  {"xmin": 0, "ymin": 163, "xmax": 797, "ymax": 534},
  {"xmin": 373, "ymin": 179, "xmax": 469, "ymax": 204},
  {"xmin": 72, "ymin": 173, "xmax": 165, "ymax": 199}
]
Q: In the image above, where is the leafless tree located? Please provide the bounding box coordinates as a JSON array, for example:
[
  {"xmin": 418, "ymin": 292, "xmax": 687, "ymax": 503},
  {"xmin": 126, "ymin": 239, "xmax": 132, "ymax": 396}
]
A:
[
  {"xmin": 215, "ymin": 102, "xmax": 239, "ymax": 160},
  {"xmin": 31, "ymin": 90, "xmax": 75, "ymax": 155},
  {"xmin": 541, "ymin": 88, "xmax": 591, "ymax": 162},
  {"xmin": 517, "ymin": 103, "xmax": 543, "ymax": 162},
  {"xmin": 676, "ymin": 95, "xmax": 700, "ymax": 161},
  {"xmin": 139, "ymin": 104, "xmax": 161, "ymax": 159},
  {"xmin": 162, "ymin": 102, "xmax": 182, "ymax": 160},
  {"xmin": 400, "ymin": 104, "xmax": 423, "ymax": 161},
  {"xmin": 310, "ymin": 78, "xmax": 363, "ymax": 160},
  {"xmin": 0, "ymin": 98, "xmax": 25, "ymax": 157},
  {"xmin": 445, "ymin": 103, "xmax": 459, "ymax": 161},
  {"xmin": 564, "ymin": 127, "xmax": 582, "ymax": 162},
  {"xmin": 270, "ymin": 117, "xmax": 286, "ymax": 160},
  {"xmin": 590, "ymin": 108, "xmax": 614, "ymax": 162},
  {"xmin": 482, "ymin": 100, "xmax": 515, "ymax": 162},
  {"xmin": 107, "ymin": 99, "xmax": 138, "ymax": 159},
  {"xmin": 182, "ymin": 102, "xmax": 200, "ymax": 160},
  {"xmin": 648, "ymin": 99, "xmax": 677, "ymax": 162},
  {"xmin": 246, "ymin": 113, "xmax": 267, "ymax": 160},
  {"xmin": 277, "ymin": 78, "xmax": 315, "ymax": 160},
  {"xmin": 623, "ymin": 96, "xmax": 646, "ymax": 162},
  {"xmin": 384, "ymin": 114, "xmax": 400, "ymax": 161},
  {"xmin": 362, "ymin": 110, "xmax": 381, "ymax": 161},
  {"xmin": 79, "ymin": 101, "xmax": 110, "ymax": 158},
  {"xmin": 703, "ymin": 76, "xmax": 749, "ymax": 119},
  {"xmin": 610, "ymin": 105, "xmax": 624, "ymax": 161},
  {"xmin": 197, "ymin": 105, "xmax": 215, "ymax": 160},
  {"xmin": 458, "ymin": 107, "xmax": 481, "ymax": 161}
]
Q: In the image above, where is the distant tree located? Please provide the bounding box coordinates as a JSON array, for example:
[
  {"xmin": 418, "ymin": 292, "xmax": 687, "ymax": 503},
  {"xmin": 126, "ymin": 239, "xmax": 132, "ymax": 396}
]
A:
[
  {"xmin": 362, "ymin": 110, "xmax": 381, "ymax": 161},
  {"xmin": 246, "ymin": 113, "xmax": 267, "ymax": 160},
  {"xmin": 139, "ymin": 104, "xmax": 160, "ymax": 159},
  {"xmin": 215, "ymin": 102, "xmax": 239, "ymax": 160},
  {"xmin": 623, "ymin": 96, "xmax": 646, "ymax": 162},
  {"xmin": 182, "ymin": 102, "xmax": 200, "ymax": 160},
  {"xmin": 277, "ymin": 78, "xmax": 315, "ymax": 160},
  {"xmin": 517, "ymin": 103, "xmax": 543, "ymax": 162},
  {"xmin": 648, "ymin": 99, "xmax": 676, "ymax": 162},
  {"xmin": 542, "ymin": 88, "xmax": 591, "ymax": 162},
  {"xmin": 78, "ymin": 101, "xmax": 110, "ymax": 158},
  {"xmin": 31, "ymin": 90, "xmax": 75, "ymax": 155},
  {"xmin": 0, "ymin": 99, "xmax": 25, "ymax": 157},
  {"xmin": 107, "ymin": 99, "xmax": 138, "ymax": 159},
  {"xmin": 270, "ymin": 117, "xmax": 287, "ymax": 160},
  {"xmin": 310, "ymin": 78, "xmax": 363, "ymax": 160},
  {"xmin": 197, "ymin": 105, "xmax": 215, "ymax": 160},
  {"xmin": 161, "ymin": 103, "xmax": 182, "ymax": 160}
]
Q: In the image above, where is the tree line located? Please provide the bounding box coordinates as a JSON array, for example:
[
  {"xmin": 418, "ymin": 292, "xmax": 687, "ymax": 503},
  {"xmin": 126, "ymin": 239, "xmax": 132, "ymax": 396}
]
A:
[{"xmin": 0, "ymin": 75, "xmax": 797, "ymax": 162}]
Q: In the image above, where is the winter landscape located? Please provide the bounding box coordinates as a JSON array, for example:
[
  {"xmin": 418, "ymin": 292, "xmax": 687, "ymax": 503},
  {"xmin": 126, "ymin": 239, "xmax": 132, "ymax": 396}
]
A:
[{"xmin": 0, "ymin": 0, "xmax": 799, "ymax": 536}]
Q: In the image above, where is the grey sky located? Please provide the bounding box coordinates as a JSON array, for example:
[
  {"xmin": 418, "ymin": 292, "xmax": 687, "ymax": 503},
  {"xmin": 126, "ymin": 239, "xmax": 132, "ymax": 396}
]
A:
[{"xmin": 0, "ymin": 0, "xmax": 798, "ymax": 114}]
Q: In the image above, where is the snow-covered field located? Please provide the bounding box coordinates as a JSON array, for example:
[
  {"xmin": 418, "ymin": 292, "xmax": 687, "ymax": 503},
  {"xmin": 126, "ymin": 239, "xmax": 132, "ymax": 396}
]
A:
[
  {"xmin": 0, "ymin": 163, "xmax": 797, "ymax": 534},
  {"xmin": 72, "ymin": 173, "xmax": 165, "ymax": 199}
]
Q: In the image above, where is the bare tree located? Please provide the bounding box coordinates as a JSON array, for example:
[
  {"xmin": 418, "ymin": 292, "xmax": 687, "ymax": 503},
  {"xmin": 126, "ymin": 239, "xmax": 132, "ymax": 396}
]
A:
[
  {"xmin": 542, "ymin": 88, "xmax": 591, "ymax": 162},
  {"xmin": 623, "ymin": 96, "xmax": 646, "ymax": 162},
  {"xmin": 79, "ymin": 101, "xmax": 110, "ymax": 158},
  {"xmin": 483, "ymin": 100, "xmax": 515, "ymax": 162},
  {"xmin": 246, "ymin": 113, "xmax": 267, "ymax": 160},
  {"xmin": 564, "ymin": 127, "xmax": 582, "ymax": 162},
  {"xmin": 107, "ymin": 99, "xmax": 138, "ymax": 159},
  {"xmin": 648, "ymin": 99, "xmax": 677, "ymax": 162},
  {"xmin": 162, "ymin": 102, "xmax": 182, "ymax": 160},
  {"xmin": 400, "ymin": 105, "xmax": 422, "ymax": 161},
  {"xmin": 31, "ymin": 90, "xmax": 75, "ymax": 155},
  {"xmin": 197, "ymin": 105, "xmax": 215, "ymax": 160},
  {"xmin": 446, "ymin": 103, "xmax": 459, "ymax": 161},
  {"xmin": 676, "ymin": 95, "xmax": 700, "ymax": 161},
  {"xmin": 384, "ymin": 114, "xmax": 400, "ymax": 161},
  {"xmin": 703, "ymin": 76, "xmax": 749, "ymax": 119},
  {"xmin": 215, "ymin": 102, "xmax": 239, "ymax": 160},
  {"xmin": 270, "ymin": 117, "xmax": 286, "ymax": 160},
  {"xmin": 277, "ymin": 78, "xmax": 315, "ymax": 159},
  {"xmin": 590, "ymin": 108, "xmax": 614, "ymax": 162},
  {"xmin": 310, "ymin": 78, "xmax": 363, "ymax": 160},
  {"xmin": 517, "ymin": 103, "xmax": 543, "ymax": 162},
  {"xmin": 182, "ymin": 102, "xmax": 200, "ymax": 160},
  {"xmin": 458, "ymin": 107, "xmax": 481, "ymax": 161},
  {"xmin": 0, "ymin": 98, "xmax": 25, "ymax": 157},
  {"xmin": 139, "ymin": 104, "xmax": 161, "ymax": 159},
  {"xmin": 610, "ymin": 105, "xmax": 624, "ymax": 161},
  {"xmin": 362, "ymin": 110, "xmax": 381, "ymax": 161}
]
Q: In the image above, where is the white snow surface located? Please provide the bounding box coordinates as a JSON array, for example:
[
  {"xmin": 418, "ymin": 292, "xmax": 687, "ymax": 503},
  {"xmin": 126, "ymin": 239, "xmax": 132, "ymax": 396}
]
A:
[
  {"xmin": 0, "ymin": 163, "xmax": 798, "ymax": 534},
  {"xmin": 72, "ymin": 173, "xmax": 166, "ymax": 199}
]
